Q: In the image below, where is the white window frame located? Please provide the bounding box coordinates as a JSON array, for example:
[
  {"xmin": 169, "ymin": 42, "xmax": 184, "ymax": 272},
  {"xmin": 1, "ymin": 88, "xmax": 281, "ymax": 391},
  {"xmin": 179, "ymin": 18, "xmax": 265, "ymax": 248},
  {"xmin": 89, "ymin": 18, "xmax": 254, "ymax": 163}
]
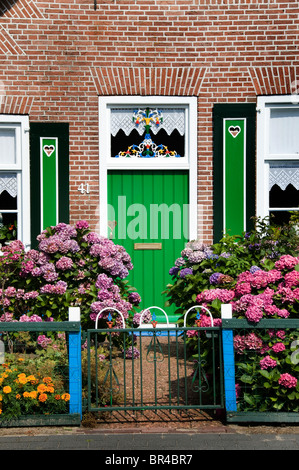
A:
[
  {"xmin": 0, "ymin": 115, "xmax": 30, "ymax": 249},
  {"xmin": 98, "ymin": 96, "xmax": 198, "ymax": 240},
  {"xmin": 257, "ymin": 95, "xmax": 299, "ymax": 220}
]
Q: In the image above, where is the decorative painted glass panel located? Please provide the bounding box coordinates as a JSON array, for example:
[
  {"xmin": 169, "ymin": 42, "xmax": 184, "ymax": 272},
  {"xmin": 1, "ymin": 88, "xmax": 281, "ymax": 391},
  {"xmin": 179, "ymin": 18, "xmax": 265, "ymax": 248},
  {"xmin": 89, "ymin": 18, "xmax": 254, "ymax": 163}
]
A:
[{"xmin": 110, "ymin": 107, "xmax": 185, "ymax": 159}]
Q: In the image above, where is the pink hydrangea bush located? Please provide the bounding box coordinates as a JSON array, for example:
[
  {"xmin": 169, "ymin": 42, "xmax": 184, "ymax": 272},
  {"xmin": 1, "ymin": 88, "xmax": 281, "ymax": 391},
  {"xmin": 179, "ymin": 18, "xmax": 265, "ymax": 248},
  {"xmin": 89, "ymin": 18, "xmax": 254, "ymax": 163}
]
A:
[
  {"xmin": 0, "ymin": 221, "xmax": 141, "ymax": 329},
  {"xmin": 187, "ymin": 253, "xmax": 299, "ymax": 412}
]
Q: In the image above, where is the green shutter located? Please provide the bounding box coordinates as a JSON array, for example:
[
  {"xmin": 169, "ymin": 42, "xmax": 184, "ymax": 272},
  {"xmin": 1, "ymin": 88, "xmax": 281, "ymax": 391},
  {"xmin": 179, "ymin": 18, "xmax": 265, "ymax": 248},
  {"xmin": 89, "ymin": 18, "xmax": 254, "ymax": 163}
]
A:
[
  {"xmin": 30, "ymin": 123, "xmax": 69, "ymax": 247},
  {"xmin": 213, "ymin": 104, "xmax": 256, "ymax": 242}
]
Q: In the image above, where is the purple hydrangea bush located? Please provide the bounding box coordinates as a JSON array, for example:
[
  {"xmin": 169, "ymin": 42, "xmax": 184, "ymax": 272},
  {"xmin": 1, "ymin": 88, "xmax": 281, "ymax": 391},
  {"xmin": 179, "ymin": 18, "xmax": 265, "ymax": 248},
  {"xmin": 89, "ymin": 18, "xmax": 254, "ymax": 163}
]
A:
[{"xmin": 0, "ymin": 221, "xmax": 141, "ymax": 329}]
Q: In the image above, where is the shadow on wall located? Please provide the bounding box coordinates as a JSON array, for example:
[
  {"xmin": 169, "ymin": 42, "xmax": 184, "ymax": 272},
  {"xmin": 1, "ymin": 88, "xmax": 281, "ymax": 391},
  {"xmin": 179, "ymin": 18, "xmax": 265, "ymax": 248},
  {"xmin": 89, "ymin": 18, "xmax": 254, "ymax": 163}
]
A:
[{"xmin": 0, "ymin": 0, "xmax": 18, "ymax": 16}]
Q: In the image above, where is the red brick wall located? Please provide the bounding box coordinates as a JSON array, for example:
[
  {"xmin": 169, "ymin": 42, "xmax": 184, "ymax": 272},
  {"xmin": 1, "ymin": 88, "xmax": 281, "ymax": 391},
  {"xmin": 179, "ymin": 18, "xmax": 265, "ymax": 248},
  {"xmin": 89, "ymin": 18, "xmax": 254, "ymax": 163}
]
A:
[{"xmin": 0, "ymin": 0, "xmax": 299, "ymax": 243}]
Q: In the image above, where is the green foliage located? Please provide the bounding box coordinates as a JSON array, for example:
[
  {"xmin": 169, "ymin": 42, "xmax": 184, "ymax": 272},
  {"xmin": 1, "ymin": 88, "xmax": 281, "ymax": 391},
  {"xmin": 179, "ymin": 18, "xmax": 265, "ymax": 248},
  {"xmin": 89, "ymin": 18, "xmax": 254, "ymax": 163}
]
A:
[
  {"xmin": 235, "ymin": 329, "xmax": 299, "ymax": 412},
  {"xmin": 165, "ymin": 217, "xmax": 299, "ymax": 413},
  {"xmin": 0, "ymin": 220, "xmax": 17, "ymax": 245},
  {"xmin": 164, "ymin": 217, "xmax": 299, "ymax": 321}
]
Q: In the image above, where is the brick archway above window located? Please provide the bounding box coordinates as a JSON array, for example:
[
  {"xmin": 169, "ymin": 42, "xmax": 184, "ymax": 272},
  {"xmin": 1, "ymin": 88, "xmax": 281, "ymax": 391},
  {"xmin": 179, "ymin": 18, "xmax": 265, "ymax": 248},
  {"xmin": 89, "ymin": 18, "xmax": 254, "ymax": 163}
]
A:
[
  {"xmin": 91, "ymin": 67, "xmax": 206, "ymax": 97},
  {"xmin": 248, "ymin": 66, "xmax": 299, "ymax": 96},
  {"xmin": 0, "ymin": 95, "xmax": 34, "ymax": 115}
]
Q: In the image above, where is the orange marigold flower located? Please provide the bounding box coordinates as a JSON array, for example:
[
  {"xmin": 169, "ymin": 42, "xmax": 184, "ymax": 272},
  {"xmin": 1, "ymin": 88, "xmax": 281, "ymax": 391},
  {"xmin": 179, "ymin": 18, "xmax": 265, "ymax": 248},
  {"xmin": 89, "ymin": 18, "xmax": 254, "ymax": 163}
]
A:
[
  {"xmin": 46, "ymin": 386, "xmax": 55, "ymax": 393},
  {"xmin": 16, "ymin": 394, "xmax": 21, "ymax": 399},
  {"xmin": 3, "ymin": 386, "xmax": 11, "ymax": 394},
  {"xmin": 54, "ymin": 394, "xmax": 61, "ymax": 400},
  {"xmin": 23, "ymin": 392, "xmax": 30, "ymax": 398},
  {"xmin": 37, "ymin": 383, "xmax": 47, "ymax": 393},
  {"xmin": 43, "ymin": 377, "xmax": 53, "ymax": 384},
  {"xmin": 38, "ymin": 393, "xmax": 47, "ymax": 402},
  {"xmin": 18, "ymin": 377, "xmax": 28, "ymax": 385},
  {"xmin": 27, "ymin": 375, "xmax": 36, "ymax": 381},
  {"xmin": 61, "ymin": 393, "xmax": 70, "ymax": 402}
]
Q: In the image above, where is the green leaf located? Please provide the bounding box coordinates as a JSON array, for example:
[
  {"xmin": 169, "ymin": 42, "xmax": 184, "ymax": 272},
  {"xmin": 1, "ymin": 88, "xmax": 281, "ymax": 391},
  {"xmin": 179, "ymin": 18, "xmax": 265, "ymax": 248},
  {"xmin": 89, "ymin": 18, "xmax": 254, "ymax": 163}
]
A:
[
  {"xmin": 263, "ymin": 382, "xmax": 271, "ymax": 389},
  {"xmin": 240, "ymin": 374, "xmax": 254, "ymax": 384},
  {"xmin": 259, "ymin": 369, "xmax": 270, "ymax": 379},
  {"xmin": 243, "ymin": 393, "xmax": 256, "ymax": 406}
]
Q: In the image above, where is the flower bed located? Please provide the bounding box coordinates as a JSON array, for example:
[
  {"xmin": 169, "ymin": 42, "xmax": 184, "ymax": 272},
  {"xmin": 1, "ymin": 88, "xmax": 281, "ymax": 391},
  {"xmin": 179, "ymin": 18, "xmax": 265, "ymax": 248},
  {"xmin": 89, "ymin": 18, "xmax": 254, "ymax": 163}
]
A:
[
  {"xmin": 165, "ymin": 219, "xmax": 299, "ymax": 417},
  {"xmin": 0, "ymin": 220, "xmax": 145, "ymax": 424},
  {"xmin": 0, "ymin": 220, "xmax": 141, "ymax": 329},
  {"xmin": 0, "ymin": 324, "xmax": 75, "ymax": 423},
  {"xmin": 0, "ymin": 364, "xmax": 70, "ymax": 421}
]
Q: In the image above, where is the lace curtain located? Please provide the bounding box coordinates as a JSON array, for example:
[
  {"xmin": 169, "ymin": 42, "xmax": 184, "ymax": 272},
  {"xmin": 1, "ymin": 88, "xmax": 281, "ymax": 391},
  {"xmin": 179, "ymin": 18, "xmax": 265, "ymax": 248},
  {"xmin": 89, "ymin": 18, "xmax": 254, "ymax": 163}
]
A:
[
  {"xmin": 269, "ymin": 163, "xmax": 299, "ymax": 190},
  {"xmin": 110, "ymin": 108, "xmax": 185, "ymax": 137},
  {"xmin": 0, "ymin": 173, "xmax": 17, "ymax": 198}
]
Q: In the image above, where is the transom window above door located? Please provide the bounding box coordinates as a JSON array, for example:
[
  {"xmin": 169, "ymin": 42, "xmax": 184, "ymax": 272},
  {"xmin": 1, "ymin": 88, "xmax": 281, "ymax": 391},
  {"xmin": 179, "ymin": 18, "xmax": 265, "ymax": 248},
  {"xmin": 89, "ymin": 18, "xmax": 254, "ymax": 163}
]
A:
[
  {"xmin": 99, "ymin": 96, "xmax": 196, "ymax": 170},
  {"xmin": 257, "ymin": 96, "xmax": 299, "ymax": 225},
  {"xmin": 111, "ymin": 107, "xmax": 185, "ymax": 159}
]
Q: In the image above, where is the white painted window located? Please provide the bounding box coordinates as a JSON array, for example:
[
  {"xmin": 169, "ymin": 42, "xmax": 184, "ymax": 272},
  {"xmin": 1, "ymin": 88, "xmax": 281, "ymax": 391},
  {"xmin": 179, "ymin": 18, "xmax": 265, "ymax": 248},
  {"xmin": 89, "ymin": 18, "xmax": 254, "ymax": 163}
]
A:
[
  {"xmin": 0, "ymin": 115, "xmax": 30, "ymax": 248},
  {"xmin": 257, "ymin": 96, "xmax": 299, "ymax": 225}
]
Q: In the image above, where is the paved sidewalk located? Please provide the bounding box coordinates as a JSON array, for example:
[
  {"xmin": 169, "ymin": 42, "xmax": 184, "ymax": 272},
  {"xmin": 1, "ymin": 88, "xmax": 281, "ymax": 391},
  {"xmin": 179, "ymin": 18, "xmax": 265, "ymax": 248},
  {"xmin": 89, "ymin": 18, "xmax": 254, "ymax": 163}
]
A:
[{"xmin": 0, "ymin": 426, "xmax": 299, "ymax": 451}]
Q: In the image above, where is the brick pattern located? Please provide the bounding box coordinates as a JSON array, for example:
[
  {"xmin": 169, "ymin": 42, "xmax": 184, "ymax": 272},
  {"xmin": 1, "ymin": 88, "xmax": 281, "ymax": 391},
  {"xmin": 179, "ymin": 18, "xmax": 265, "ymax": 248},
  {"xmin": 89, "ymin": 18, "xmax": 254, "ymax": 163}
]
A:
[
  {"xmin": 0, "ymin": 25, "xmax": 24, "ymax": 55},
  {"xmin": 248, "ymin": 66, "xmax": 299, "ymax": 96},
  {"xmin": 0, "ymin": 0, "xmax": 299, "ymax": 243},
  {"xmin": 92, "ymin": 67, "xmax": 207, "ymax": 96},
  {"xmin": 0, "ymin": 0, "xmax": 43, "ymax": 19},
  {"xmin": 0, "ymin": 95, "xmax": 34, "ymax": 114}
]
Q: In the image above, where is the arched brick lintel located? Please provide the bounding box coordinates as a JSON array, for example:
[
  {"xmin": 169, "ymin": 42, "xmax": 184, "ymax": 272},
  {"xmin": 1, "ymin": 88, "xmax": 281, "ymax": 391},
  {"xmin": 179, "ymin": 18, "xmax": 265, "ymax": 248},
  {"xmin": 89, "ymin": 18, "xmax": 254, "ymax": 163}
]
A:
[
  {"xmin": 91, "ymin": 67, "xmax": 207, "ymax": 97},
  {"xmin": 248, "ymin": 66, "xmax": 299, "ymax": 96}
]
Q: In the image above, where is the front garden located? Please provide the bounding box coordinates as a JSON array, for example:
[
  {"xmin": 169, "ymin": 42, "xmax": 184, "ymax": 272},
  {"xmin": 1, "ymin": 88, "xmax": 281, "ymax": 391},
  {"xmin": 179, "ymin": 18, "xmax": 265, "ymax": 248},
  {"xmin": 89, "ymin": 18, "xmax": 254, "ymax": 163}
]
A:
[
  {"xmin": 1, "ymin": 216, "xmax": 299, "ymax": 423},
  {"xmin": 165, "ymin": 217, "xmax": 299, "ymax": 416},
  {"xmin": 0, "ymin": 220, "xmax": 143, "ymax": 422}
]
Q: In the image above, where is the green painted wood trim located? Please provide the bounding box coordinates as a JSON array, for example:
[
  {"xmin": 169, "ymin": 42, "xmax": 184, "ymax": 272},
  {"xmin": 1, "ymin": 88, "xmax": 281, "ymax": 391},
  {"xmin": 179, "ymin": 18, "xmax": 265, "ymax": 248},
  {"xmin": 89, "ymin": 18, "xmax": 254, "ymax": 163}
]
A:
[
  {"xmin": 0, "ymin": 321, "xmax": 81, "ymax": 332},
  {"xmin": 41, "ymin": 137, "xmax": 58, "ymax": 229},
  {"xmin": 224, "ymin": 119, "xmax": 246, "ymax": 235},
  {"xmin": 222, "ymin": 318, "xmax": 299, "ymax": 329},
  {"xmin": 213, "ymin": 104, "xmax": 256, "ymax": 243},
  {"xmin": 30, "ymin": 123, "xmax": 69, "ymax": 248},
  {"xmin": 226, "ymin": 412, "xmax": 299, "ymax": 423},
  {"xmin": 0, "ymin": 413, "xmax": 81, "ymax": 428}
]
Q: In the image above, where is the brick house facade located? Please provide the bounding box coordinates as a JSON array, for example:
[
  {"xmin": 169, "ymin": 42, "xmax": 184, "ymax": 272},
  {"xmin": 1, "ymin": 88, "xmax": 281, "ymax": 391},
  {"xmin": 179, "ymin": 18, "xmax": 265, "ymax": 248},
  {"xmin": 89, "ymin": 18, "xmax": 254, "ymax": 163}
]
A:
[{"xmin": 0, "ymin": 0, "xmax": 298, "ymax": 313}]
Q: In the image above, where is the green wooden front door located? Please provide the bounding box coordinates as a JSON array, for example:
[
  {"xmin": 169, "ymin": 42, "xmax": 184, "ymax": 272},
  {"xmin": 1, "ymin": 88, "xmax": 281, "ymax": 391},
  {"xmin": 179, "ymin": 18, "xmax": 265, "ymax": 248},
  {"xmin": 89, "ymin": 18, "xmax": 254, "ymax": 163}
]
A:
[{"xmin": 107, "ymin": 170, "xmax": 189, "ymax": 323}]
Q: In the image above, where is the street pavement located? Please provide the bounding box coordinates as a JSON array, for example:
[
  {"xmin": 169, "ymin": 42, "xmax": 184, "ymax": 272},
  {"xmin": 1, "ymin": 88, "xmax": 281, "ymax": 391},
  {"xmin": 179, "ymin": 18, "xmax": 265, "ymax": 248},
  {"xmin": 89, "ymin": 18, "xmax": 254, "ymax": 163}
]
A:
[{"xmin": 0, "ymin": 426, "xmax": 299, "ymax": 451}]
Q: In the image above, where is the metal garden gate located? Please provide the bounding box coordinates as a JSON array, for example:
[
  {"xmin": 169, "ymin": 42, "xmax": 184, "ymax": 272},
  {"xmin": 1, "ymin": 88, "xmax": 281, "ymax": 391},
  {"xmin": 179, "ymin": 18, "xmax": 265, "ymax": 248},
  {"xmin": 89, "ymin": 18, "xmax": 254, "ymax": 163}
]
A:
[{"xmin": 85, "ymin": 307, "xmax": 225, "ymax": 415}]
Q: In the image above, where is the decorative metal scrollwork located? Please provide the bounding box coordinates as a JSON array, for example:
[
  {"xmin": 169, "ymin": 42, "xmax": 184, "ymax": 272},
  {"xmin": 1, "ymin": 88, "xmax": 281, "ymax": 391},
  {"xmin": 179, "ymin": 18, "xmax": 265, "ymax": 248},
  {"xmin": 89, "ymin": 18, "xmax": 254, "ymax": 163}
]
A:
[{"xmin": 191, "ymin": 359, "xmax": 209, "ymax": 393}]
